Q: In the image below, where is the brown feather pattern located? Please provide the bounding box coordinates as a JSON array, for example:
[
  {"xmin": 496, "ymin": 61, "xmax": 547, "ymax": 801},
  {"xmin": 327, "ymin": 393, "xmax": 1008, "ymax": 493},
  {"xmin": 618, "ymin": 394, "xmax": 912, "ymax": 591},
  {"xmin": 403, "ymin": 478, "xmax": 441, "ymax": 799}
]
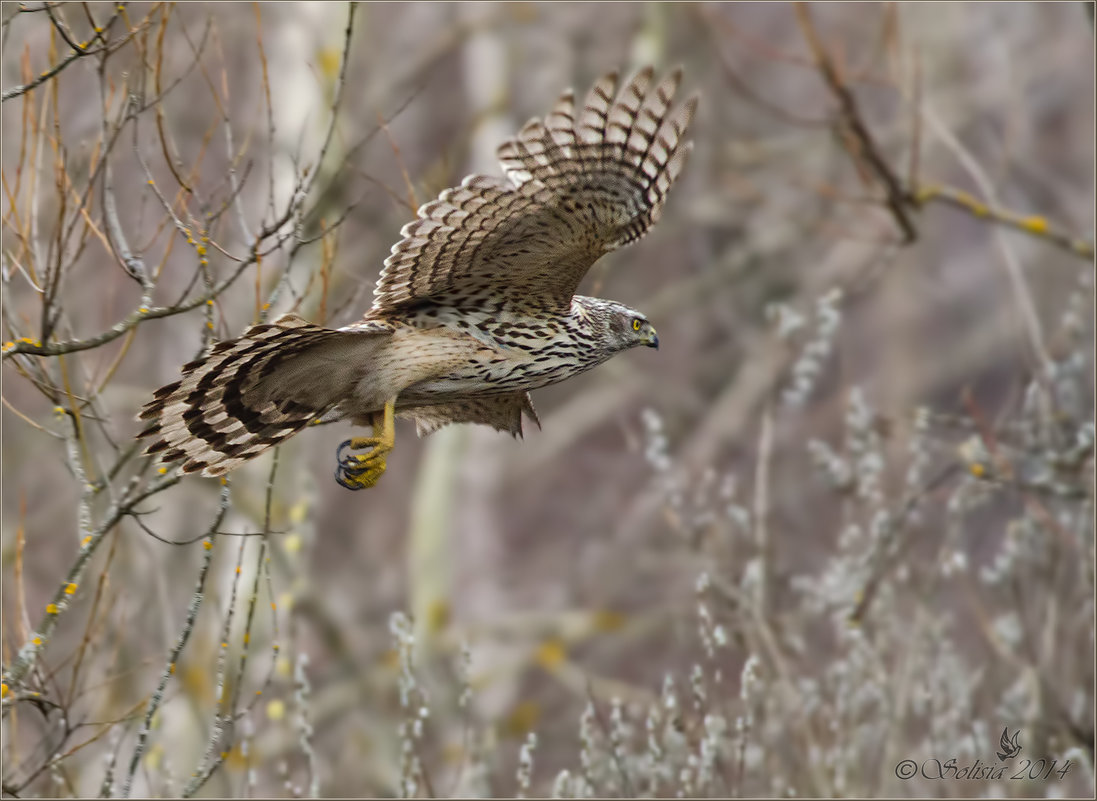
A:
[{"xmin": 137, "ymin": 67, "xmax": 695, "ymax": 478}]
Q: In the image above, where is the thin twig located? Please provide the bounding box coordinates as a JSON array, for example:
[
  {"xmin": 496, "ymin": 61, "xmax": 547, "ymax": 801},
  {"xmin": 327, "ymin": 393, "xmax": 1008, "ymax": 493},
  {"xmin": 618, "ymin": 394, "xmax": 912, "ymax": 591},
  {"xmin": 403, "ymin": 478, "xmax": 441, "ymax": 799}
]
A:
[
  {"xmin": 121, "ymin": 483, "xmax": 230, "ymax": 798},
  {"xmin": 2, "ymin": 473, "xmax": 182, "ymax": 689},
  {"xmin": 911, "ymin": 184, "xmax": 1094, "ymax": 261},
  {"xmin": 794, "ymin": 3, "xmax": 917, "ymax": 243}
]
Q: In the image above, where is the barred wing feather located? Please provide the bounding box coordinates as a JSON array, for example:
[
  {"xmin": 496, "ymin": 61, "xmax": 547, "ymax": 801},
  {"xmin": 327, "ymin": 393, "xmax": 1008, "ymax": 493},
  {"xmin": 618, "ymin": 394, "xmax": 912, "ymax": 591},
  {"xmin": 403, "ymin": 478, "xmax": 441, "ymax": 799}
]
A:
[{"xmin": 369, "ymin": 67, "xmax": 697, "ymax": 315}]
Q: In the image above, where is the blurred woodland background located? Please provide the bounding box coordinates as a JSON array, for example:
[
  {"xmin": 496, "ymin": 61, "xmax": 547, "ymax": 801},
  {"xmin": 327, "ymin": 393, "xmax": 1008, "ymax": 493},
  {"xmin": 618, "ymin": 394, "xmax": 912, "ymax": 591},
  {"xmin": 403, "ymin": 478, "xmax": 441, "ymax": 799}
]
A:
[{"xmin": 1, "ymin": 2, "xmax": 1094, "ymax": 797}]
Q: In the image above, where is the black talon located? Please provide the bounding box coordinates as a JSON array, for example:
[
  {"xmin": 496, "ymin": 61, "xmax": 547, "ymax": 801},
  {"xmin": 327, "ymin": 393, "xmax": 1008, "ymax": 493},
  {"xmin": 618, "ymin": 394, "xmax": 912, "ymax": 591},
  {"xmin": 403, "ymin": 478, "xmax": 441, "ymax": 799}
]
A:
[
  {"xmin": 334, "ymin": 464, "xmax": 365, "ymax": 491},
  {"xmin": 335, "ymin": 439, "xmax": 375, "ymax": 489},
  {"xmin": 333, "ymin": 436, "xmax": 389, "ymax": 490},
  {"xmin": 337, "ymin": 439, "xmax": 365, "ymax": 471},
  {"xmin": 337, "ymin": 437, "xmax": 380, "ymax": 467}
]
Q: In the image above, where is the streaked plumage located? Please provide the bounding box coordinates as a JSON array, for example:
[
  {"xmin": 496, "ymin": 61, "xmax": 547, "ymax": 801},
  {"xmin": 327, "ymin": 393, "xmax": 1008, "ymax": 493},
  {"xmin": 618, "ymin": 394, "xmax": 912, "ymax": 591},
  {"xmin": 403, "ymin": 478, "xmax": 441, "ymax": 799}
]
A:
[{"xmin": 138, "ymin": 66, "xmax": 697, "ymax": 482}]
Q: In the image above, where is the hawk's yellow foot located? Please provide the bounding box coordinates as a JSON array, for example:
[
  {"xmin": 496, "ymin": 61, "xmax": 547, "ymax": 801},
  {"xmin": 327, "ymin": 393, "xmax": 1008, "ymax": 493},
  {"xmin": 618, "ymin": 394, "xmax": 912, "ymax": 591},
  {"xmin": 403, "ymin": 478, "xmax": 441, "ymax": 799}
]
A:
[{"xmin": 335, "ymin": 400, "xmax": 396, "ymax": 490}]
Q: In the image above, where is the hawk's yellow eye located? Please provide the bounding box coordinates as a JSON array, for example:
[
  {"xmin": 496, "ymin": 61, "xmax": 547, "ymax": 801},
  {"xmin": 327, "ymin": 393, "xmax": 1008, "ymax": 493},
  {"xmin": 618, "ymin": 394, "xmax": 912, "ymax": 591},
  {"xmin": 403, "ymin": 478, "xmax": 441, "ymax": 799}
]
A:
[{"xmin": 632, "ymin": 318, "xmax": 642, "ymax": 331}]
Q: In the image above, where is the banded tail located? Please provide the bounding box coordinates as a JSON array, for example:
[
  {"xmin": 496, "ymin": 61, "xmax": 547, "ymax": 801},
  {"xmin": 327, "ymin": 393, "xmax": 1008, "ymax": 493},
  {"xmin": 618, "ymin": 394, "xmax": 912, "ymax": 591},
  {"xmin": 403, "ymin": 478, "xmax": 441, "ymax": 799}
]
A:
[{"xmin": 137, "ymin": 314, "xmax": 385, "ymax": 477}]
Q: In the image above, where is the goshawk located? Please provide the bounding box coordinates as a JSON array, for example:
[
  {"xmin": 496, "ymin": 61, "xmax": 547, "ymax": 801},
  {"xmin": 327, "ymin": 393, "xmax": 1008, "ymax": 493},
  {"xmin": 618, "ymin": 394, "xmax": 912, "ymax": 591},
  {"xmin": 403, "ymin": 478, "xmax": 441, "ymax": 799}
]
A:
[{"xmin": 138, "ymin": 66, "xmax": 697, "ymax": 489}]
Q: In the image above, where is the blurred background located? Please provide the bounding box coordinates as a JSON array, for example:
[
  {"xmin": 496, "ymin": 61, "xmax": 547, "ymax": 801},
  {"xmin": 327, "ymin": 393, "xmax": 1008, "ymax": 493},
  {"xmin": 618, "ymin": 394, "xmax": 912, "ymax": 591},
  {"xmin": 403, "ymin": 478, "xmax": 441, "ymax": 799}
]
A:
[{"xmin": 2, "ymin": 2, "xmax": 1094, "ymax": 797}]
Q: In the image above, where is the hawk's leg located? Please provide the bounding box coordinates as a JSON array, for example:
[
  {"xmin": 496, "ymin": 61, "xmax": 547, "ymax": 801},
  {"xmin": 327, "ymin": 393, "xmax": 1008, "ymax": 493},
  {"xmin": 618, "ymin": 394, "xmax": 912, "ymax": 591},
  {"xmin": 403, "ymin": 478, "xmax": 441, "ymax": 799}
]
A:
[{"xmin": 334, "ymin": 400, "xmax": 395, "ymax": 490}]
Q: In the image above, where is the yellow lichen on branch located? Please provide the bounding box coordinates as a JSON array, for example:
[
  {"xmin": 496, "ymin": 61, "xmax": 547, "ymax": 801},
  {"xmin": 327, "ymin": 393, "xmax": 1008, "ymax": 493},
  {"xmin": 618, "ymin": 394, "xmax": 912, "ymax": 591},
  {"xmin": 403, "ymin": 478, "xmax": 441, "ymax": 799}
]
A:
[{"xmin": 912, "ymin": 184, "xmax": 1093, "ymax": 260}]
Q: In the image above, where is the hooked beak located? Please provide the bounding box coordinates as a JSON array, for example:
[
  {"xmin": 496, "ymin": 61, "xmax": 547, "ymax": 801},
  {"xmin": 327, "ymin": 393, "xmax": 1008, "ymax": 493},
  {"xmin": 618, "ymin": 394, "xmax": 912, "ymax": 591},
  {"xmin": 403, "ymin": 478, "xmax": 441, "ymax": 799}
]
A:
[{"xmin": 645, "ymin": 328, "xmax": 659, "ymax": 350}]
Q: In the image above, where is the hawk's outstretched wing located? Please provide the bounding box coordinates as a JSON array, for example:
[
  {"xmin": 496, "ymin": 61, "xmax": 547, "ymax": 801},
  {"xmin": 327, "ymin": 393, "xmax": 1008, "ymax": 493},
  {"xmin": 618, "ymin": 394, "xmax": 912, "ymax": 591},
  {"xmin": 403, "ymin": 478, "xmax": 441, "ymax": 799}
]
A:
[{"xmin": 369, "ymin": 67, "xmax": 697, "ymax": 315}]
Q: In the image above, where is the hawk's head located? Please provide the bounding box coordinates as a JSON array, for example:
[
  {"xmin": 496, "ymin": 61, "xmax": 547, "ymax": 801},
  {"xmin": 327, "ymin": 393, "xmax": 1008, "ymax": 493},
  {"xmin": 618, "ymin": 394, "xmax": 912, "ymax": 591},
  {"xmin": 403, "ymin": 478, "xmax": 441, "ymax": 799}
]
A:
[
  {"xmin": 603, "ymin": 301, "xmax": 659, "ymax": 352},
  {"xmin": 573, "ymin": 296, "xmax": 659, "ymax": 354}
]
